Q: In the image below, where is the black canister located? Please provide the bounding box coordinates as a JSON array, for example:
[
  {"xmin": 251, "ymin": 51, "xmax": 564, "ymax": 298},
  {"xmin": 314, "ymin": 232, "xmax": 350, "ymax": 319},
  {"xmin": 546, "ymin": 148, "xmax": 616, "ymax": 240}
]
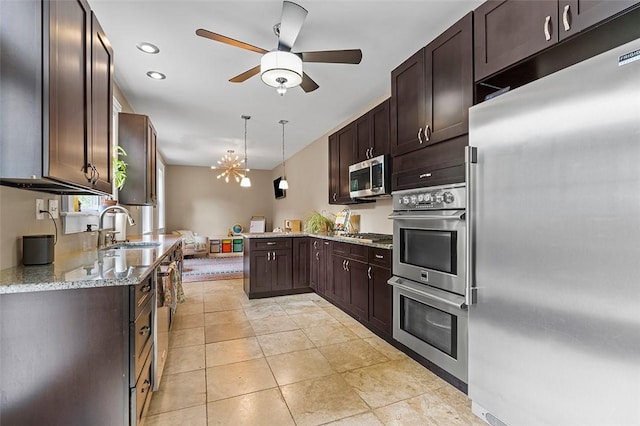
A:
[{"xmin": 22, "ymin": 235, "xmax": 55, "ymax": 265}]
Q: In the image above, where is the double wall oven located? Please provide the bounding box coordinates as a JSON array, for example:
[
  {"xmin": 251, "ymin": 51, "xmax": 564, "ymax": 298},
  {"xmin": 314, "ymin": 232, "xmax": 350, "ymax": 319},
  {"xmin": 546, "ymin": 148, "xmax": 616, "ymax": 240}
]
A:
[{"xmin": 388, "ymin": 183, "xmax": 469, "ymax": 383}]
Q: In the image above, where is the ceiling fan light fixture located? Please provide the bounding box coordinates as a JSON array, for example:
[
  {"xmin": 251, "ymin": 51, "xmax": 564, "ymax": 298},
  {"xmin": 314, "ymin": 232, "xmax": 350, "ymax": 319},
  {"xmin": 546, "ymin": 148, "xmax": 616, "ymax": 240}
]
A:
[{"xmin": 261, "ymin": 51, "xmax": 302, "ymax": 91}]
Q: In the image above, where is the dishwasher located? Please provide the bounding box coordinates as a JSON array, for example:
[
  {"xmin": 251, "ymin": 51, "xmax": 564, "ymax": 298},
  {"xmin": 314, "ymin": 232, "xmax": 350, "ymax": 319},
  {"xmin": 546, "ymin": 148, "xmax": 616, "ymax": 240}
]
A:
[{"xmin": 154, "ymin": 261, "xmax": 179, "ymax": 390}]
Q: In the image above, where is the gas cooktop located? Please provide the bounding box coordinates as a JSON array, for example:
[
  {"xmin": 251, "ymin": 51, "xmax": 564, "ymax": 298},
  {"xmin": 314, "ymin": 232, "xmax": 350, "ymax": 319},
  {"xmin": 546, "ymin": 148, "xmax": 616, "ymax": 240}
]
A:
[{"xmin": 337, "ymin": 233, "xmax": 393, "ymax": 244}]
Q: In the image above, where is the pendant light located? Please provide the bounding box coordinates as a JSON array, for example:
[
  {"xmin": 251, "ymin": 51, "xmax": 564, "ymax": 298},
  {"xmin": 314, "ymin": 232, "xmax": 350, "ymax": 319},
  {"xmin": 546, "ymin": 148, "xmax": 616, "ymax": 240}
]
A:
[
  {"xmin": 240, "ymin": 115, "xmax": 252, "ymax": 188},
  {"xmin": 278, "ymin": 120, "xmax": 289, "ymax": 189}
]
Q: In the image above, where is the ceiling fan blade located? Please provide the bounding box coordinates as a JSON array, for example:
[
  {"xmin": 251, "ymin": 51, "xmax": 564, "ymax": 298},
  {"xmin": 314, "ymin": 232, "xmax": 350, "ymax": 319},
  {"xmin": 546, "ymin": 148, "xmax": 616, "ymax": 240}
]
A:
[
  {"xmin": 196, "ymin": 29, "xmax": 268, "ymax": 54},
  {"xmin": 300, "ymin": 72, "xmax": 319, "ymax": 93},
  {"xmin": 229, "ymin": 65, "xmax": 261, "ymax": 83},
  {"xmin": 277, "ymin": 1, "xmax": 308, "ymax": 51},
  {"xmin": 298, "ymin": 49, "xmax": 363, "ymax": 64}
]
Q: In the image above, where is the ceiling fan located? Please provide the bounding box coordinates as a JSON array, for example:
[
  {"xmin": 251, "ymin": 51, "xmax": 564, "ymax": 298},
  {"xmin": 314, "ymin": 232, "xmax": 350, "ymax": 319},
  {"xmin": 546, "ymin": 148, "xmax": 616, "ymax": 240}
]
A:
[{"xmin": 196, "ymin": 0, "xmax": 362, "ymax": 95}]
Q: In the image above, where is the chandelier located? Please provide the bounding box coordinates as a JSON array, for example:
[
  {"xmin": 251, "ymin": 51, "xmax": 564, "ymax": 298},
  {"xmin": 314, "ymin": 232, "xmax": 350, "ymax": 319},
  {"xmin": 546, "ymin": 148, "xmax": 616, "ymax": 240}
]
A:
[{"xmin": 212, "ymin": 150, "xmax": 245, "ymax": 183}]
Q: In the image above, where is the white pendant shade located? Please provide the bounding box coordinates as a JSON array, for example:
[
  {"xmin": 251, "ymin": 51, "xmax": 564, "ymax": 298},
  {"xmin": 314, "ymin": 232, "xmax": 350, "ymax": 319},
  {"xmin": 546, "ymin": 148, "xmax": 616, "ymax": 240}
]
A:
[
  {"xmin": 261, "ymin": 51, "xmax": 303, "ymax": 88},
  {"xmin": 240, "ymin": 176, "xmax": 252, "ymax": 187},
  {"xmin": 278, "ymin": 178, "xmax": 289, "ymax": 190}
]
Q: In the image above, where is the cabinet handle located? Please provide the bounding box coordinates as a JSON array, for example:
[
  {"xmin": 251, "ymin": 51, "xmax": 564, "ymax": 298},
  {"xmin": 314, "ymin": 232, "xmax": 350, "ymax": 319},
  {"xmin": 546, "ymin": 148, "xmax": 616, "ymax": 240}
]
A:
[
  {"xmin": 419, "ymin": 173, "xmax": 432, "ymax": 179},
  {"xmin": 266, "ymin": 242, "xmax": 276, "ymax": 246},
  {"xmin": 367, "ymin": 266, "xmax": 372, "ymax": 280},
  {"xmin": 544, "ymin": 15, "xmax": 552, "ymax": 41},
  {"xmin": 562, "ymin": 5, "xmax": 571, "ymax": 31},
  {"xmin": 92, "ymin": 164, "xmax": 99, "ymax": 184},
  {"xmin": 417, "ymin": 128, "xmax": 424, "ymax": 144},
  {"xmin": 141, "ymin": 379, "xmax": 151, "ymax": 393},
  {"xmin": 315, "ymin": 252, "xmax": 320, "ymax": 261},
  {"xmin": 139, "ymin": 325, "xmax": 151, "ymax": 336},
  {"xmin": 370, "ymin": 147, "xmax": 374, "ymax": 157},
  {"xmin": 324, "ymin": 241, "xmax": 330, "ymax": 245},
  {"xmin": 342, "ymin": 259, "xmax": 346, "ymax": 270},
  {"xmin": 424, "ymin": 124, "xmax": 431, "ymax": 142},
  {"xmin": 375, "ymin": 254, "xmax": 384, "ymax": 259},
  {"xmin": 333, "ymin": 193, "xmax": 337, "ymax": 202},
  {"xmin": 273, "ymin": 251, "xmax": 276, "ymax": 261},
  {"xmin": 346, "ymin": 260, "xmax": 350, "ymax": 272},
  {"xmin": 83, "ymin": 163, "xmax": 94, "ymax": 183},
  {"xmin": 267, "ymin": 252, "xmax": 271, "ymax": 261},
  {"xmin": 141, "ymin": 283, "xmax": 152, "ymax": 293},
  {"xmin": 313, "ymin": 241, "xmax": 318, "ymax": 249}
]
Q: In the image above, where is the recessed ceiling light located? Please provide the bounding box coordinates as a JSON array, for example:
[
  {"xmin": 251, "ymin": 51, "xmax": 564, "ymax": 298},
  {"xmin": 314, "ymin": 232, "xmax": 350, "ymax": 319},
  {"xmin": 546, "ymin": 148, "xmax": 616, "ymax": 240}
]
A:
[
  {"xmin": 137, "ymin": 42, "xmax": 159, "ymax": 54},
  {"xmin": 146, "ymin": 71, "xmax": 166, "ymax": 80}
]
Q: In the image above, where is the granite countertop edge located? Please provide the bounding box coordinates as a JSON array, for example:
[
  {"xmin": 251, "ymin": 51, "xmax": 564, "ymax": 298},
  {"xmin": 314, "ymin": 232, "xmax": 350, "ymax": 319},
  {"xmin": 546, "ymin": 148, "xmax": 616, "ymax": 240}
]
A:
[
  {"xmin": 0, "ymin": 235, "xmax": 182, "ymax": 295},
  {"xmin": 241, "ymin": 232, "xmax": 393, "ymax": 250}
]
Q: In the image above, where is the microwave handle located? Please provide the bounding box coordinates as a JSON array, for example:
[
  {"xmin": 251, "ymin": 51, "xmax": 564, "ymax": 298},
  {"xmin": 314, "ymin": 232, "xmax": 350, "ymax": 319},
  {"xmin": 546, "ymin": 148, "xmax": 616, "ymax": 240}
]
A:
[{"xmin": 465, "ymin": 146, "xmax": 477, "ymax": 307}]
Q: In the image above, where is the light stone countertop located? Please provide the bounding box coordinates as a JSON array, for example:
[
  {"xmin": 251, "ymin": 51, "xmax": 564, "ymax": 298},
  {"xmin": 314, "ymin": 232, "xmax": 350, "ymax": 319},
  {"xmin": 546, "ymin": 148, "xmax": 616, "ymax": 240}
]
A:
[
  {"xmin": 241, "ymin": 232, "xmax": 393, "ymax": 250},
  {"xmin": 0, "ymin": 234, "xmax": 182, "ymax": 295}
]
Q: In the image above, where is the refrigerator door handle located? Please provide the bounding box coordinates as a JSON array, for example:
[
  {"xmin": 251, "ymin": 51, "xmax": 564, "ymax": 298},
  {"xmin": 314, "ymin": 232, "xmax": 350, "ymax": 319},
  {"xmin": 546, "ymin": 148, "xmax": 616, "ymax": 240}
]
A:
[{"xmin": 465, "ymin": 146, "xmax": 478, "ymax": 306}]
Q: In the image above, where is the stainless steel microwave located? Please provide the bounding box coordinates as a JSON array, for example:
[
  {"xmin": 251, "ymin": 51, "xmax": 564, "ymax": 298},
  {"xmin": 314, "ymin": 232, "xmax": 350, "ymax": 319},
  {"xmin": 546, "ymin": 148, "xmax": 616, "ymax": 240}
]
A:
[{"xmin": 348, "ymin": 154, "xmax": 390, "ymax": 199}]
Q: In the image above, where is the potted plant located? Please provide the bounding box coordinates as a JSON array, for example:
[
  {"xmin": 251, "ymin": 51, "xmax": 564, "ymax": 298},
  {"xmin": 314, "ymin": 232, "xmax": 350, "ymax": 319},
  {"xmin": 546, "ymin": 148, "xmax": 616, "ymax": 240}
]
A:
[
  {"xmin": 113, "ymin": 145, "xmax": 128, "ymax": 190},
  {"xmin": 304, "ymin": 211, "xmax": 335, "ymax": 235}
]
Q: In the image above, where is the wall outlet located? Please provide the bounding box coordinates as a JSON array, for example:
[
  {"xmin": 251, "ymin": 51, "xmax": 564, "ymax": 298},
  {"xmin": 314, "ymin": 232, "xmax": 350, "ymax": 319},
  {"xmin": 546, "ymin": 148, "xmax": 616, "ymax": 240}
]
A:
[
  {"xmin": 36, "ymin": 199, "xmax": 46, "ymax": 220},
  {"xmin": 48, "ymin": 199, "xmax": 59, "ymax": 219}
]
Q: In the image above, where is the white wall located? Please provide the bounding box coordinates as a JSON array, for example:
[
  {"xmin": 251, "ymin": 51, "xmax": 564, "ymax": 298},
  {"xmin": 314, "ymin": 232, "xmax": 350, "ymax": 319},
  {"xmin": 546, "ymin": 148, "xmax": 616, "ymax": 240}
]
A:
[{"xmin": 165, "ymin": 166, "xmax": 274, "ymax": 237}]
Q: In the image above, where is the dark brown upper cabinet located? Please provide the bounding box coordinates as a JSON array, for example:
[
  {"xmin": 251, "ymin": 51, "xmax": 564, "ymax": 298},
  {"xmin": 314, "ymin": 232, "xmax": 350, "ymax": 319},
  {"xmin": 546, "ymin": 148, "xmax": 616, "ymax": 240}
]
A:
[
  {"xmin": 474, "ymin": 0, "xmax": 638, "ymax": 81},
  {"xmin": 118, "ymin": 113, "xmax": 157, "ymax": 206},
  {"xmin": 328, "ymin": 125, "xmax": 357, "ymax": 205},
  {"xmin": 354, "ymin": 99, "xmax": 391, "ymax": 162},
  {"xmin": 391, "ymin": 12, "xmax": 473, "ymax": 157},
  {"xmin": 0, "ymin": 0, "xmax": 113, "ymax": 195}
]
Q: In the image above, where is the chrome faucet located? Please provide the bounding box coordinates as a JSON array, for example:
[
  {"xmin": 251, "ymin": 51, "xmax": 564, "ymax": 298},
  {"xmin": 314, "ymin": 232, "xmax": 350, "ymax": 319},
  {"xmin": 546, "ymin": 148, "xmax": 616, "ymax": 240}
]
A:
[{"xmin": 97, "ymin": 205, "xmax": 135, "ymax": 249}]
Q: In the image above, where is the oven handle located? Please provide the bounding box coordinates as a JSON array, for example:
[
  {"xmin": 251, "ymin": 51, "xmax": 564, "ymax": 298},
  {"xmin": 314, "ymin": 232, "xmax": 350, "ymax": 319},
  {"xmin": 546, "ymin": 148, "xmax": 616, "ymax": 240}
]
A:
[
  {"xmin": 388, "ymin": 276, "xmax": 466, "ymax": 309},
  {"xmin": 465, "ymin": 146, "xmax": 477, "ymax": 306},
  {"xmin": 387, "ymin": 213, "xmax": 465, "ymax": 221}
]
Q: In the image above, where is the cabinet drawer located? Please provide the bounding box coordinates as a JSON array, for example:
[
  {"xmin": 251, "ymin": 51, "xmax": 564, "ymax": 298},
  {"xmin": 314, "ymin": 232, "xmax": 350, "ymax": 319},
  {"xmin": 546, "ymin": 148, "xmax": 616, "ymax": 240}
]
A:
[
  {"xmin": 369, "ymin": 247, "xmax": 392, "ymax": 268},
  {"xmin": 251, "ymin": 238, "xmax": 292, "ymax": 251},
  {"xmin": 392, "ymin": 163, "xmax": 464, "ymax": 191},
  {"xmin": 333, "ymin": 241, "xmax": 369, "ymax": 262},
  {"xmin": 130, "ymin": 276, "xmax": 153, "ymax": 321},
  {"xmin": 131, "ymin": 349, "xmax": 153, "ymax": 426},
  {"xmin": 130, "ymin": 297, "xmax": 153, "ymax": 386}
]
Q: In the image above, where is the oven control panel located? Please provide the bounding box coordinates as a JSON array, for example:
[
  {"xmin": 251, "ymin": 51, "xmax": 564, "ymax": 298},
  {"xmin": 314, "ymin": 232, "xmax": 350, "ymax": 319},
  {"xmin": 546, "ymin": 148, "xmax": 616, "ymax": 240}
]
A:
[{"xmin": 393, "ymin": 184, "xmax": 466, "ymax": 210}]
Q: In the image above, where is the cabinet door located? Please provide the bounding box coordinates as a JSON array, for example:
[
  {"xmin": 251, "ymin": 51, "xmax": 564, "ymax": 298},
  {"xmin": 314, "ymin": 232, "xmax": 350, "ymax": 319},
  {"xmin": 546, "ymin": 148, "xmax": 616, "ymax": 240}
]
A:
[
  {"xmin": 310, "ymin": 242, "xmax": 320, "ymax": 292},
  {"xmin": 47, "ymin": 0, "xmax": 91, "ymax": 186},
  {"xmin": 89, "ymin": 12, "xmax": 113, "ymax": 194},
  {"xmin": 250, "ymin": 251, "xmax": 272, "ymax": 293},
  {"xmin": 347, "ymin": 260, "xmax": 369, "ymax": 321},
  {"xmin": 474, "ymin": 0, "xmax": 559, "ymax": 81},
  {"xmin": 321, "ymin": 240, "xmax": 332, "ymax": 297},
  {"xmin": 331, "ymin": 255, "xmax": 349, "ymax": 305},
  {"xmin": 370, "ymin": 99, "xmax": 390, "ymax": 158},
  {"xmin": 424, "ymin": 12, "xmax": 473, "ymax": 146},
  {"xmin": 293, "ymin": 238, "xmax": 310, "ymax": 289},
  {"xmin": 369, "ymin": 265, "xmax": 392, "ymax": 336},
  {"xmin": 559, "ymin": 0, "xmax": 638, "ymax": 40},
  {"xmin": 146, "ymin": 120, "xmax": 157, "ymax": 205},
  {"xmin": 336, "ymin": 124, "xmax": 355, "ymax": 204},
  {"xmin": 271, "ymin": 249, "xmax": 293, "ymax": 291},
  {"xmin": 390, "ymin": 48, "xmax": 426, "ymax": 157},
  {"xmin": 354, "ymin": 113, "xmax": 371, "ymax": 162},
  {"xmin": 328, "ymin": 133, "xmax": 340, "ymax": 204}
]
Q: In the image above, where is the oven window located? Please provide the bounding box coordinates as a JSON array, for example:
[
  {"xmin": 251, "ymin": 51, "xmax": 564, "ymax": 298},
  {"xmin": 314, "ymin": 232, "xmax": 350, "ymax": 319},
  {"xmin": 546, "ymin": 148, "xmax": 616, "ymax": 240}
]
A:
[
  {"xmin": 350, "ymin": 168, "xmax": 370, "ymax": 191},
  {"xmin": 400, "ymin": 228, "xmax": 456, "ymax": 274},
  {"xmin": 400, "ymin": 295, "xmax": 457, "ymax": 358}
]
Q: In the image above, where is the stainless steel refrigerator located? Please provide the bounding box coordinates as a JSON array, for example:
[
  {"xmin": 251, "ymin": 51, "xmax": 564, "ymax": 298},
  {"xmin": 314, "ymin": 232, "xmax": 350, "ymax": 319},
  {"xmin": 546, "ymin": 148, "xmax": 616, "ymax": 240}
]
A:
[{"xmin": 467, "ymin": 38, "xmax": 640, "ymax": 426}]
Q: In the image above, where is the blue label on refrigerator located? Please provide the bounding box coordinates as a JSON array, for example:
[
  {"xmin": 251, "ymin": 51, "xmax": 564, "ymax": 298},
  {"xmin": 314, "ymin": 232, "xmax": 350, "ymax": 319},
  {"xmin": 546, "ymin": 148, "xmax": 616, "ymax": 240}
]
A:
[{"xmin": 619, "ymin": 49, "xmax": 640, "ymax": 66}]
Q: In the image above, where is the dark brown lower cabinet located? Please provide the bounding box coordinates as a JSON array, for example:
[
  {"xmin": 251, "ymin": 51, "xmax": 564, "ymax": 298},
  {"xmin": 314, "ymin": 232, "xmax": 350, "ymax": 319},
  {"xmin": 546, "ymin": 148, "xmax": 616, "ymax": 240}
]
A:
[
  {"xmin": 330, "ymin": 255, "xmax": 349, "ymax": 306},
  {"xmin": 293, "ymin": 237, "xmax": 310, "ymax": 289},
  {"xmin": 346, "ymin": 259, "xmax": 369, "ymax": 321},
  {"xmin": 368, "ymin": 264, "xmax": 393, "ymax": 336},
  {"xmin": 244, "ymin": 237, "xmax": 315, "ymax": 299}
]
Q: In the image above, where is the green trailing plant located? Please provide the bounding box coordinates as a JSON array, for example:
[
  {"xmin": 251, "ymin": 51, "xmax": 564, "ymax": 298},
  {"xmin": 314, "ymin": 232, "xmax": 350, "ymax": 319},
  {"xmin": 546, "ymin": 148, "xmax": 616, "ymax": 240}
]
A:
[
  {"xmin": 114, "ymin": 145, "xmax": 128, "ymax": 190},
  {"xmin": 304, "ymin": 211, "xmax": 335, "ymax": 235}
]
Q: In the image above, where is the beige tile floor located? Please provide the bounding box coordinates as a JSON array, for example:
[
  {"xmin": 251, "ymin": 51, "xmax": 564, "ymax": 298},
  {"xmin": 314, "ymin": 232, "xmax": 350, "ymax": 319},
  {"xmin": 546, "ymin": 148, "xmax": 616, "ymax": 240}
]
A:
[{"xmin": 144, "ymin": 278, "xmax": 485, "ymax": 426}]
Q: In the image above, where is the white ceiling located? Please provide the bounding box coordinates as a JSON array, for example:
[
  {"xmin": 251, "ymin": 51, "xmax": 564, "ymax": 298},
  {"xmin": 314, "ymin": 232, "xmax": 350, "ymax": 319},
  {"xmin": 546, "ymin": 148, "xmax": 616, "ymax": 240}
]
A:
[{"xmin": 89, "ymin": 0, "xmax": 483, "ymax": 170}]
